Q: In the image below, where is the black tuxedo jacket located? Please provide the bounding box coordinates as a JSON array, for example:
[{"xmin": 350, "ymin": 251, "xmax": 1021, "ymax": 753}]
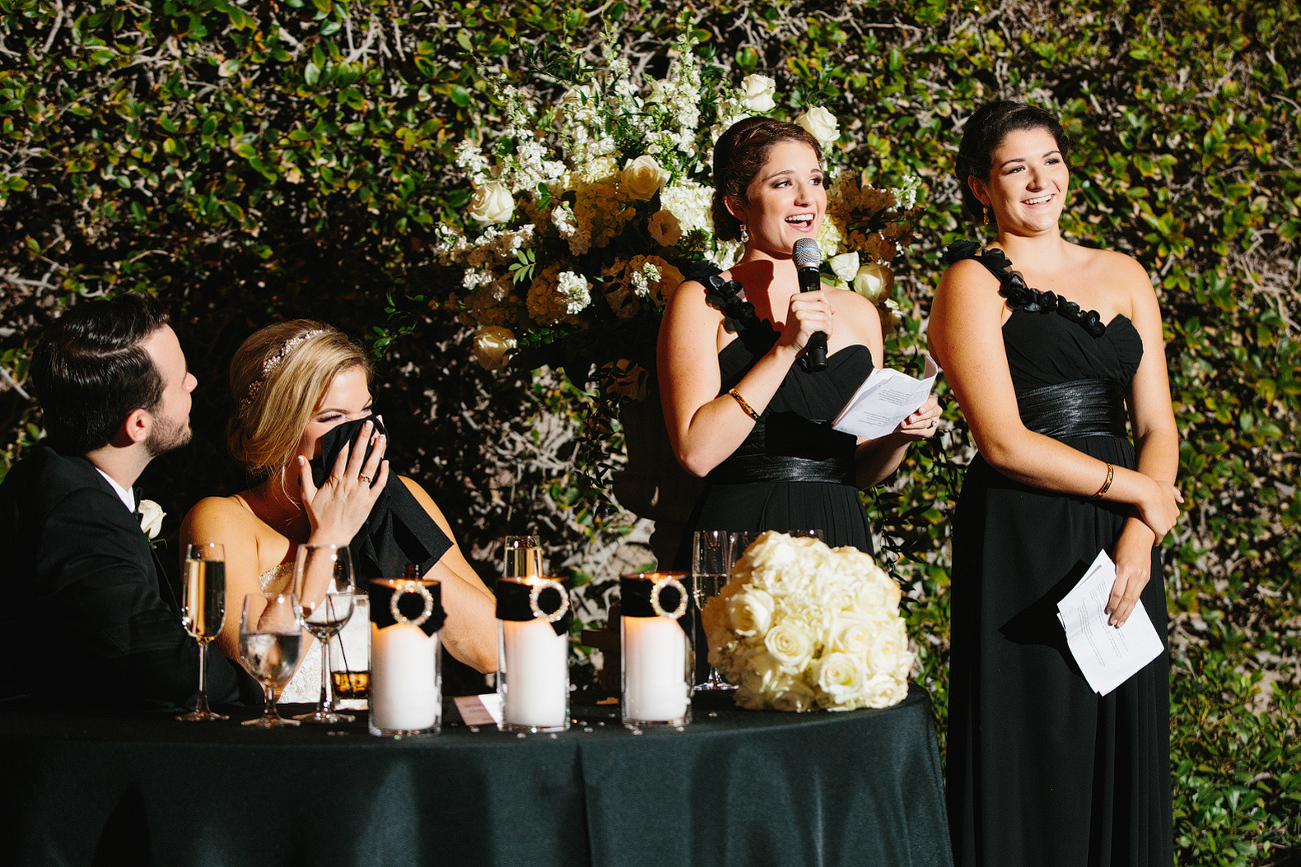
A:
[{"xmin": 0, "ymin": 445, "xmax": 246, "ymax": 711}]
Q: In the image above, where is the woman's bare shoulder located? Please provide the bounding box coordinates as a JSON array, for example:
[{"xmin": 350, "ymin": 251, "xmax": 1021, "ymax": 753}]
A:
[{"xmin": 184, "ymin": 494, "xmax": 256, "ymax": 529}]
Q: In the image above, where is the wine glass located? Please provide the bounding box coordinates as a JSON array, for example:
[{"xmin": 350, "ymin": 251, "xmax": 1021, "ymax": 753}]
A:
[
  {"xmin": 177, "ymin": 542, "xmax": 228, "ymax": 721},
  {"xmin": 292, "ymin": 544, "xmax": 356, "ymax": 723},
  {"xmin": 691, "ymin": 530, "xmax": 734, "ymax": 693},
  {"xmin": 239, "ymin": 591, "xmax": 305, "ymax": 728}
]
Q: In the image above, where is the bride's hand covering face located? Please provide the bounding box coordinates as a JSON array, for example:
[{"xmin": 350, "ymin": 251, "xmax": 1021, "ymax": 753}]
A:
[
  {"xmin": 182, "ymin": 321, "xmax": 498, "ymax": 673},
  {"xmin": 291, "ymin": 365, "xmax": 389, "ymax": 547}
]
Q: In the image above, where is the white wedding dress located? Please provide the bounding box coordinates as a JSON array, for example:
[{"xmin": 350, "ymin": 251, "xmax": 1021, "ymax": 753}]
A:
[{"xmin": 258, "ymin": 563, "xmax": 321, "ymax": 704}]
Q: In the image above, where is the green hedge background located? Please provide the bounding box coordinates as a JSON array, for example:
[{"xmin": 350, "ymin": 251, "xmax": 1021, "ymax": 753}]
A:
[{"xmin": 1, "ymin": 1, "xmax": 1297, "ymax": 863}]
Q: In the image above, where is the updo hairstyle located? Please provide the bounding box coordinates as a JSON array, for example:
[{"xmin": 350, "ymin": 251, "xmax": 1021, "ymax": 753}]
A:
[
  {"xmin": 955, "ymin": 100, "xmax": 1071, "ymax": 225},
  {"xmin": 228, "ymin": 320, "xmax": 372, "ymax": 478},
  {"xmin": 711, "ymin": 117, "xmax": 822, "ymax": 243}
]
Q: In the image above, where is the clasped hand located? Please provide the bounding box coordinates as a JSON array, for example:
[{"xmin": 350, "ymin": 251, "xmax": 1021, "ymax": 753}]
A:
[
  {"xmin": 296, "ymin": 420, "xmax": 389, "ymax": 545},
  {"xmin": 1135, "ymin": 477, "xmax": 1182, "ymax": 542}
]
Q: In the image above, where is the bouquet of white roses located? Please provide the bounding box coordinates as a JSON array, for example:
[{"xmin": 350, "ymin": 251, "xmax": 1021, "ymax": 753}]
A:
[
  {"xmin": 434, "ymin": 18, "xmax": 920, "ymax": 400},
  {"xmin": 701, "ymin": 531, "xmax": 914, "ymax": 712}
]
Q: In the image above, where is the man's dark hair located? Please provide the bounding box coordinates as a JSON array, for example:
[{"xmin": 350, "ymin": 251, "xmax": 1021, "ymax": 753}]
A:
[{"xmin": 30, "ymin": 293, "xmax": 171, "ymax": 454}]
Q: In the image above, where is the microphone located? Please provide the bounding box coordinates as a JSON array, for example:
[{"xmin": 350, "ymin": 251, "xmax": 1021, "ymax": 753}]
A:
[{"xmin": 792, "ymin": 237, "xmax": 827, "ymax": 372}]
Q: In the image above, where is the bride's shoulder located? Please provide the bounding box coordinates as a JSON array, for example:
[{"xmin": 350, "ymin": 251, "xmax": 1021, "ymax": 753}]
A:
[{"xmin": 183, "ymin": 493, "xmax": 263, "ymax": 537}]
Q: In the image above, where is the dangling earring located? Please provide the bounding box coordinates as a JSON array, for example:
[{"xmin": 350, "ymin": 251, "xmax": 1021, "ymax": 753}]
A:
[
  {"xmin": 982, "ymin": 204, "xmax": 991, "ymax": 226},
  {"xmin": 740, "ymin": 223, "xmax": 750, "ymax": 244}
]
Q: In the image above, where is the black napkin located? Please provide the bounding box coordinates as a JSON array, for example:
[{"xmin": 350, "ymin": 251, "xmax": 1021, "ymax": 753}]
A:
[{"xmin": 309, "ymin": 416, "xmax": 452, "ymax": 580}]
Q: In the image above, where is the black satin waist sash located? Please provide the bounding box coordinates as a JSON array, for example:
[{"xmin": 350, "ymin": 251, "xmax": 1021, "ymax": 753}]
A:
[
  {"xmin": 1017, "ymin": 379, "xmax": 1129, "ymax": 439},
  {"xmin": 708, "ymin": 453, "xmax": 855, "ymax": 486}
]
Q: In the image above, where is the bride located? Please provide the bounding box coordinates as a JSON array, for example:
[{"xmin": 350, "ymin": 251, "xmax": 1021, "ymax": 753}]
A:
[{"xmin": 182, "ymin": 321, "xmax": 497, "ymax": 701}]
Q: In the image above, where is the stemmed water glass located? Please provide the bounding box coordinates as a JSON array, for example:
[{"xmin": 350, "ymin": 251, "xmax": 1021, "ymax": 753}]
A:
[
  {"xmin": 177, "ymin": 542, "xmax": 228, "ymax": 721},
  {"xmin": 292, "ymin": 543, "xmax": 356, "ymax": 723},
  {"xmin": 691, "ymin": 530, "xmax": 735, "ymax": 693},
  {"xmin": 239, "ymin": 591, "xmax": 305, "ymax": 728}
]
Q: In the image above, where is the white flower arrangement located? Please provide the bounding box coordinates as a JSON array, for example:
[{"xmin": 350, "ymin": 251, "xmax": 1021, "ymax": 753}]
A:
[
  {"xmin": 701, "ymin": 531, "xmax": 915, "ymax": 712},
  {"xmin": 435, "ymin": 18, "xmax": 920, "ymax": 405}
]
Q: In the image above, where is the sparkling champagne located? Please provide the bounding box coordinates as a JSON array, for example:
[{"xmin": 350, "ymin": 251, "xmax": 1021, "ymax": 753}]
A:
[
  {"xmin": 240, "ymin": 632, "xmax": 303, "ymax": 687},
  {"xmin": 691, "ymin": 573, "xmax": 727, "ymax": 610},
  {"xmin": 182, "ymin": 559, "xmax": 226, "ymax": 642},
  {"xmin": 332, "ymin": 670, "xmax": 370, "ymax": 699}
]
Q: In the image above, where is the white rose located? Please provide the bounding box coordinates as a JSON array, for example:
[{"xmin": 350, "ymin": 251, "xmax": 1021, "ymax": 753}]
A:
[
  {"xmin": 138, "ymin": 499, "xmax": 165, "ymax": 539},
  {"xmin": 828, "ymin": 614, "xmax": 874, "ymax": 656},
  {"xmin": 472, "ymin": 326, "xmax": 516, "ymax": 371},
  {"xmin": 647, "ymin": 209, "xmax": 682, "ymax": 246},
  {"xmin": 620, "ymin": 155, "xmax": 670, "ymax": 201},
  {"xmin": 814, "ymin": 651, "xmax": 868, "ymax": 708},
  {"xmin": 829, "ymin": 251, "xmax": 860, "ymax": 283},
  {"xmin": 852, "ymin": 262, "xmax": 894, "ymax": 304},
  {"xmin": 467, "ymin": 181, "xmax": 514, "ymax": 224},
  {"xmin": 739, "ymin": 74, "xmax": 777, "ymax": 111},
  {"xmin": 795, "ymin": 105, "xmax": 840, "ymax": 147},
  {"xmin": 861, "ymin": 673, "xmax": 908, "ymax": 709},
  {"xmin": 728, "ymin": 589, "xmax": 775, "ymax": 637},
  {"xmin": 865, "ymin": 618, "xmax": 910, "ymax": 679},
  {"xmin": 764, "ymin": 620, "xmax": 815, "ymax": 675},
  {"xmin": 770, "ymin": 678, "xmax": 817, "ymax": 713}
]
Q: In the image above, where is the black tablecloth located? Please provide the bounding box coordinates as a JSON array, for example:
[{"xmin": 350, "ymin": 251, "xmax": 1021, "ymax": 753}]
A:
[{"xmin": 0, "ymin": 687, "xmax": 952, "ymax": 867}]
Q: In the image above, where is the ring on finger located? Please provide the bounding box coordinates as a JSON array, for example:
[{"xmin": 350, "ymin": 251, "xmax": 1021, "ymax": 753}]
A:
[{"xmin": 358, "ymin": 473, "xmax": 372, "ymax": 484}]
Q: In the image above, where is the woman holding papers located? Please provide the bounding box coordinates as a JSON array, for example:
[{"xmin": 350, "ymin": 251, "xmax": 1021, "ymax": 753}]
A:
[
  {"xmin": 658, "ymin": 116, "xmax": 939, "ymax": 553},
  {"xmin": 930, "ymin": 101, "xmax": 1181, "ymax": 866}
]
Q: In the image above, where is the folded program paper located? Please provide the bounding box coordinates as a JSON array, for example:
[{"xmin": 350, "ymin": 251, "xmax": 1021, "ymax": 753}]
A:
[
  {"xmin": 831, "ymin": 356, "xmax": 939, "ymax": 440},
  {"xmin": 1056, "ymin": 549, "xmax": 1165, "ymax": 696}
]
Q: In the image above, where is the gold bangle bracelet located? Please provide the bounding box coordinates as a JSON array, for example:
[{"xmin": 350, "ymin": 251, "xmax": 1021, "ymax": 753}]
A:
[
  {"xmin": 728, "ymin": 387, "xmax": 760, "ymax": 421},
  {"xmin": 1091, "ymin": 462, "xmax": 1115, "ymax": 500}
]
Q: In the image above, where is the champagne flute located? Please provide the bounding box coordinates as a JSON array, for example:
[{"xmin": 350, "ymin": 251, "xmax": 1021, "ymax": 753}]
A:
[
  {"xmin": 177, "ymin": 542, "xmax": 228, "ymax": 721},
  {"xmin": 292, "ymin": 544, "xmax": 356, "ymax": 723},
  {"xmin": 239, "ymin": 591, "xmax": 305, "ymax": 728},
  {"xmin": 503, "ymin": 534, "xmax": 542, "ymax": 578},
  {"xmin": 692, "ymin": 530, "xmax": 734, "ymax": 692}
]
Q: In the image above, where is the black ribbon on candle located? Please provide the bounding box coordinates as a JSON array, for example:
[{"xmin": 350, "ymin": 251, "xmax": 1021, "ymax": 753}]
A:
[
  {"xmin": 621, "ymin": 574, "xmax": 690, "ymax": 635},
  {"xmin": 370, "ymin": 579, "xmax": 446, "ymax": 637},
  {"xmin": 495, "ymin": 579, "xmax": 572, "ymax": 636}
]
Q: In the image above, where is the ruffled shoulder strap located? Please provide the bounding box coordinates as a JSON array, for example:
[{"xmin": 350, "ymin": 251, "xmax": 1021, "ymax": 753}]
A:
[
  {"xmin": 943, "ymin": 240, "xmax": 1106, "ymax": 337},
  {"xmin": 703, "ymin": 273, "xmax": 763, "ymax": 335}
]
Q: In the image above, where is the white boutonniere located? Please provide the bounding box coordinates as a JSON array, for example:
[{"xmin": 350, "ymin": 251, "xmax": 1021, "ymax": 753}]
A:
[{"xmin": 138, "ymin": 499, "xmax": 165, "ymax": 546}]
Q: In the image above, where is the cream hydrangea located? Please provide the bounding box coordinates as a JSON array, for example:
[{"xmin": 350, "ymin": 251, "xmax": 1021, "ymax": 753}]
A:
[{"xmin": 702, "ymin": 531, "xmax": 915, "ymax": 712}]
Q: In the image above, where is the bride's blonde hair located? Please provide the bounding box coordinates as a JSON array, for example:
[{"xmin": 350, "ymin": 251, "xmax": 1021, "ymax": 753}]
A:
[{"xmin": 228, "ymin": 320, "xmax": 372, "ymax": 478}]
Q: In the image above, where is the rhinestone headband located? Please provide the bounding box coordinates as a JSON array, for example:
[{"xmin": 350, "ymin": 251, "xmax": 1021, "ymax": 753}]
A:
[{"xmin": 241, "ymin": 329, "xmax": 325, "ymax": 411}]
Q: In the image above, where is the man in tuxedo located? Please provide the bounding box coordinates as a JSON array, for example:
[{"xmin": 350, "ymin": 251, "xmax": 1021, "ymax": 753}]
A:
[{"xmin": 0, "ymin": 293, "xmax": 246, "ymax": 710}]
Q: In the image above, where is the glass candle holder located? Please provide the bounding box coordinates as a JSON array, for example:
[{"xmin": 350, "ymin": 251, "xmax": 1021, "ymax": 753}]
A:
[
  {"xmin": 621, "ymin": 571, "xmax": 692, "ymax": 728},
  {"xmin": 496, "ymin": 576, "xmax": 570, "ymax": 733},
  {"xmin": 368, "ymin": 578, "xmax": 444, "ymax": 737}
]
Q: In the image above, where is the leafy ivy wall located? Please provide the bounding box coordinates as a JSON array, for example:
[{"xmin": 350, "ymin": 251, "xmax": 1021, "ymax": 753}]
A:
[{"xmin": 1, "ymin": 1, "xmax": 1297, "ymax": 863}]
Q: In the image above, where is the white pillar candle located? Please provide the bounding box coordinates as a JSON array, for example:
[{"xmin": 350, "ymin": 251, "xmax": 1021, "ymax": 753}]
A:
[
  {"xmin": 622, "ymin": 615, "xmax": 690, "ymax": 723},
  {"xmin": 501, "ymin": 617, "xmax": 568, "ymax": 729},
  {"xmin": 370, "ymin": 622, "xmax": 440, "ymax": 734}
]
